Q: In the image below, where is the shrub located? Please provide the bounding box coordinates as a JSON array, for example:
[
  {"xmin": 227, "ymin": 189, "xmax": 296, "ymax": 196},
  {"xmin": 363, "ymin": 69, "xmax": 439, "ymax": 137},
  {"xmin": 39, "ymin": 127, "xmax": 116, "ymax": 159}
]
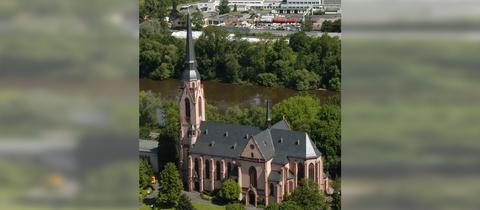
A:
[
  {"xmin": 216, "ymin": 179, "xmax": 240, "ymax": 204},
  {"xmin": 176, "ymin": 194, "xmax": 196, "ymax": 210},
  {"xmin": 257, "ymin": 73, "xmax": 278, "ymax": 87},
  {"xmin": 200, "ymin": 193, "xmax": 213, "ymax": 201},
  {"xmin": 225, "ymin": 203, "xmax": 245, "ymax": 210}
]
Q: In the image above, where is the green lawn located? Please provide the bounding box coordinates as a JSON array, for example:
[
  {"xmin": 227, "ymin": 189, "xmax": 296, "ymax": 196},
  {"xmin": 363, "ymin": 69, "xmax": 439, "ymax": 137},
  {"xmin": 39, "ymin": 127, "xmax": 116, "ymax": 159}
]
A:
[{"xmin": 192, "ymin": 201, "xmax": 225, "ymax": 210}]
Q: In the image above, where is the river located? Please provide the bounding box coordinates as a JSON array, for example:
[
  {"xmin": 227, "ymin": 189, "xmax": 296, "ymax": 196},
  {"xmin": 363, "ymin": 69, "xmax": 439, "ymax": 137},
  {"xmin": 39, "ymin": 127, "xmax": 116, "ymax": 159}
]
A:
[{"xmin": 140, "ymin": 78, "xmax": 338, "ymax": 110}]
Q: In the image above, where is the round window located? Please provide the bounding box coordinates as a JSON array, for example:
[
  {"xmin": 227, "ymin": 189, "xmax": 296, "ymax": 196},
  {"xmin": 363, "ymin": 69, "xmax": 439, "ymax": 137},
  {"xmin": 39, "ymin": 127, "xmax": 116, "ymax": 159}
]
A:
[{"xmin": 250, "ymin": 144, "xmax": 255, "ymax": 149}]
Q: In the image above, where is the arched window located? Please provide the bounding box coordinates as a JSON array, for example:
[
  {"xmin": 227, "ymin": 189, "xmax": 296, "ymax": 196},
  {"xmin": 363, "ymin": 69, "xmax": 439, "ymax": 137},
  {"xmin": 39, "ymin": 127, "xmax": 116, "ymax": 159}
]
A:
[
  {"xmin": 227, "ymin": 162, "xmax": 232, "ymax": 178},
  {"xmin": 198, "ymin": 97, "xmax": 202, "ymax": 118},
  {"xmin": 309, "ymin": 163, "xmax": 315, "ymax": 181},
  {"xmin": 205, "ymin": 159, "xmax": 210, "ymax": 179},
  {"xmin": 216, "ymin": 161, "xmax": 221, "ymax": 180},
  {"xmin": 298, "ymin": 163, "xmax": 304, "ymax": 180},
  {"xmin": 194, "ymin": 158, "xmax": 199, "ymax": 178},
  {"xmin": 185, "ymin": 98, "xmax": 191, "ymax": 122},
  {"xmin": 249, "ymin": 166, "xmax": 257, "ymax": 188},
  {"xmin": 269, "ymin": 183, "xmax": 275, "ymax": 196}
]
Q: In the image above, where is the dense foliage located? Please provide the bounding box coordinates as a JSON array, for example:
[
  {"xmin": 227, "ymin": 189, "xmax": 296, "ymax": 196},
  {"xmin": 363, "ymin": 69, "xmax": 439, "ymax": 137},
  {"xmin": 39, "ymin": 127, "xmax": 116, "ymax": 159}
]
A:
[
  {"xmin": 265, "ymin": 200, "xmax": 302, "ymax": 210},
  {"xmin": 288, "ymin": 180, "xmax": 329, "ymax": 210},
  {"xmin": 140, "ymin": 26, "xmax": 341, "ymax": 91},
  {"xmin": 225, "ymin": 203, "xmax": 245, "ymax": 210},
  {"xmin": 157, "ymin": 162, "xmax": 183, "ymax": 208},
  {"xmin": 265, "ymin": 180, "xmax": 328, "ymax": 210},
  {"xmin": 139, "ymin": 91, "xmax": 180, "ymax": 168},
  {"xmin": 176, "ymin": 193, "xmax": 196, "ymax": 210},
  {"xmin": 273, "ymin": 95, "xmax": 341, "ymax": 178},
  {"xmin": 321, "ymin": 20, "xmax": 341, "ymax": 33},
  {"xmin": 139, "ymin": 159, "xmax": 153, "ymax": 190},
  {"xmin": 216, "ymin": 179, "xmax": 241, "ymax": 204},
  {"xmin": 219, "ymin": 0, "xmax": 231, "ymax": 14}
]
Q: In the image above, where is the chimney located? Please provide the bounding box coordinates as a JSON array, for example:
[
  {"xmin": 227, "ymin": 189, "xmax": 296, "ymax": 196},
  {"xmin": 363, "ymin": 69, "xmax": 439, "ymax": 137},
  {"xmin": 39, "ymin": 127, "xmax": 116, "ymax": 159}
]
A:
[{"xmin": 265, "ymin": 100, "xmax": 271, "ymax": 128}]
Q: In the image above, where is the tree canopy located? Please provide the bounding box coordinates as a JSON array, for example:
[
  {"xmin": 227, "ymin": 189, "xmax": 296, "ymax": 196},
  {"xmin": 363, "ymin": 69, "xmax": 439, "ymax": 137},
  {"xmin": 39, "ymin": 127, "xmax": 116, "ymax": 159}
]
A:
[
  {"xmin": 176, "ymin": 193, "xmax": 196, "ymax": 210},
  {"xmin": 219, "ymin": 0, "xmax": 231, "ymax": 14},
  {"xmin": 216, "ymin": 179, "xmax": 240, "ymax": 204},
  {"xmin": 157, "ymin": 162, "xmax": 183, "ymax": 208},
  {"xmin": 140, "ymin": 26, "xmax": 341, "ymax": 91},
  {"xmin": 287, "ymin": 179, "xmax": 328, "ymax": 210}
]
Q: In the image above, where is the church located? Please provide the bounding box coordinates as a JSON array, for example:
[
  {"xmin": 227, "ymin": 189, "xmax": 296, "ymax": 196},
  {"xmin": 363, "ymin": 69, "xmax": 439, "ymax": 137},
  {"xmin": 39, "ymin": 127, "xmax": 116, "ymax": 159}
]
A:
[{"xmin": 174, "ymin": 14, "xmax": 330, "ymax": 207}]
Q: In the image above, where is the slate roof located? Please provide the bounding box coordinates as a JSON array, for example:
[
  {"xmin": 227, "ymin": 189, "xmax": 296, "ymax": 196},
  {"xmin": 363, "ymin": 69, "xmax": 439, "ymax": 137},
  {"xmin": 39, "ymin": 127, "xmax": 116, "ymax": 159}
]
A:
[
  {"xmin": 139, "ymin": 139, "xmax": 158, "ymax": 152},
  {"xmin": 189, "ymin": 120, "xmax": 322, "ymax": 163},
  {"xmin": 190, "ymin": 121, "xmax": 262, "ymax": 158},
  {"xmin": 271, "ymin": 119, "xmax": 291, "ymax": 130},
  {"xmin": 182, "ymin": 12, "xmax": 201, "ymax": 81},
  {"xmin": 270, "ymin": 129, "xmax": 321, "ymax": 164},
  {"xmin": 268, "ymin": 171, "xmax": 282, "ymax": 182},
  {"xmin": 252, "ymin": 129, "xmax": 275, "ymax": 160}
]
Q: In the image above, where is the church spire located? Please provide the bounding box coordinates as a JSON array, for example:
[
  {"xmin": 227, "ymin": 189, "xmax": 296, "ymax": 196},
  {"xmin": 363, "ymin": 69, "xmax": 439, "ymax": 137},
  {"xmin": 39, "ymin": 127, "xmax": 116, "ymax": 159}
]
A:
[
  {"xmin": 266, "ymin": 100, "xmax": 271, "ymax": 128},
  {"xmin": 182, "ymin": 11, "xmax": 201, "ymax": 81}
]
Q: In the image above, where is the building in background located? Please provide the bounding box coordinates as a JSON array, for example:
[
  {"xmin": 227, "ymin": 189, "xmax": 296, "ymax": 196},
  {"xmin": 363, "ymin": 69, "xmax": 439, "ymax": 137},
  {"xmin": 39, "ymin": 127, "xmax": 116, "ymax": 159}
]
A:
[
  {"xmin": 279, "ymin": 0, "xmax": 322, "ymax": 14},
  {"xmin": 197, "ymin": 0, "xmax": 220, "ymax": 12}
]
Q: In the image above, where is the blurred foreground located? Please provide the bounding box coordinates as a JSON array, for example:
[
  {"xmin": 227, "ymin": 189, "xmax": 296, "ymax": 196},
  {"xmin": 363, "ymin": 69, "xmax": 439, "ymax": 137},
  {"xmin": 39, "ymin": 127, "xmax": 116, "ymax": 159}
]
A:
[
  {"xmin": 343, "ymin": 0, "xmax": 480, "ymax": 210},
  {"xmin": 0, "ymin": 0, "xmax": 138, "ymax": 209}
]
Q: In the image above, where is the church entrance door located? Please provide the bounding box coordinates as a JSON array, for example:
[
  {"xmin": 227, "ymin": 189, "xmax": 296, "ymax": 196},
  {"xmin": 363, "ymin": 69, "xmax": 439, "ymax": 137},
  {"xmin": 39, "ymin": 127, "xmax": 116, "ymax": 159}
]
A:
[{"xmin": 248, "ymin": 190, "xmax": 256, "ymax": 206}]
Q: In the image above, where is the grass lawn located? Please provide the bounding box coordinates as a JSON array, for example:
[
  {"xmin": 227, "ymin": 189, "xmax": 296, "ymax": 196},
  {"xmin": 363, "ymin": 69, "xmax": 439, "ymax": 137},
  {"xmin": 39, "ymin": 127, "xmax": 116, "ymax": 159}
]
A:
[{"xmin": 192, "ymin": 201, "xmax": 225, "ymax": 210}]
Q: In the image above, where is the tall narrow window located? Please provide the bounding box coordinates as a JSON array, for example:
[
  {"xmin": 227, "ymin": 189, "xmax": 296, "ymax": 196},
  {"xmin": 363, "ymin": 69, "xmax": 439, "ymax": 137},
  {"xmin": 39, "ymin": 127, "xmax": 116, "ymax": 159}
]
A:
[
  {"xmin": 309, "ymin": 163, "xmax": 315, "ymax": 180},
  {"xmin": 194, "ymin": 158, "xmax": 199, "ymax": 178},
  {"xmin": 198, "ymin": 97, "xmax": 202, "ymax": 118},
  {"xmin": 298, "ymin": 163, "xmax": 304, "ymax": 180},
  {"xmin": 216, "ymin": 161, "xmax": 221, "ymax": 180},
  {"xmin": 185, "ymin": 98, "xmax": 191, "ymax": 122},
  {"xmin": 249, "ymin": 166, "xmax": 257, "ymax": 188},
  {"xmin": 269, "ymin": 183, "xmax": 275, "ymax": 196},
  {"xmin": 205, "ymin": 159, "xmax": 210, "ymax": 179},
  {"xmin": 227, "ymin": 162, "xmax": 232, "ymax": 178}
]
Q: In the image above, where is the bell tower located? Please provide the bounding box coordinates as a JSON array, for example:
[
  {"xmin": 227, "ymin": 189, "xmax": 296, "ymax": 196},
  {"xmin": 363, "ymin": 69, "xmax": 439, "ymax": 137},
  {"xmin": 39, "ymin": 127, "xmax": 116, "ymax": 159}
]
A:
[{"xmin": 179, "ymin": 12, "xmax": 205, "ymax": 169}]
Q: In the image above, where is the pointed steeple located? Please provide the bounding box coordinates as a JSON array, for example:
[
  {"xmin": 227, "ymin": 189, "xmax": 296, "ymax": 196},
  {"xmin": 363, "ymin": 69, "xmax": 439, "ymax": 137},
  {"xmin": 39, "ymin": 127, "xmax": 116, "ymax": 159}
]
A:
[{"xmin": 182, "ymin": 11, "xmax": 201, "ymax": 81}]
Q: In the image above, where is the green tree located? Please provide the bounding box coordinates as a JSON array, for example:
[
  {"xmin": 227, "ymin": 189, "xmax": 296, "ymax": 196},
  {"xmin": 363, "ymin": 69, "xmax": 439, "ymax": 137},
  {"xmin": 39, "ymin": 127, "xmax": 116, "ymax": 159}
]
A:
[
  {"xmin": 157, "ymin": 162, "xmax": 183, "ymax": 208},
  {"xmin": 290, "ymin": 69, "xmax": 320, "ymax": 91},
  {"xmin": 321, "ymin": 19, "xmax": 341, "ymax": 32},
  {"xmin": 139, "ymin": 90, "xmax": 162, "ymax": 128},
  {"xmin": 272, "ymin": 95, "xmax": 321, "ymax": 133},
  {"xmin": 302, "ymin": 15, "xmax": 313, "ymax": 31},
  {"xmin": 192, "ymin": 11, "xmax": 204, "ymax": 30},
  {"xmin": 139, "ymin": 159, "xmax": 153, "ymax": 190},
  {"xmin": 226, "ymin": 203, "xmax": 244, "ymax": 210},
  {"xmin": 176, "ymin": 193, "xmax": 196, "ymax": 210},
  {"xmin": 289, "ymin": 32, "xmax": 312, "ymax": 52},
  {"xmin": 224, "ymin": 53, "xmax": 241, "ymax": 83},
  {"xmin": 219, "ymin": 0, "xmax": 231, "ymax": 14},
  {"xmin": 265, "ymin": 200, "xmax": 302, "ymax": 210},
  {"xmin": 217, "ymin": 179, "xmax": 240, "ymax": 204},
  {"xmin": 288, "ymin": 179, "xmax": 328, "ymax": 210},
  {"xmin": 257, "ymin": 73, "xmax": 278, "ymax": 87},
  {"xmin": 315, "ymin": 101, "xmax": 341, "ymax": 178},
  {"xmin": 330, "ymin": 179, "xmax": 341, "ymax": 210}
]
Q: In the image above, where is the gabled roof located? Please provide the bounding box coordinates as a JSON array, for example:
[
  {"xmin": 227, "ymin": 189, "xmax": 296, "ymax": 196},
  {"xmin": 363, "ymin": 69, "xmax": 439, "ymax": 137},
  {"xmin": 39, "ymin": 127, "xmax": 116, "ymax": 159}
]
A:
[
  {"xmin": 268, "ymin": 171, "xmax": 282, "ymax": 182},
  {"xmin": 252, "ymin": 129, "xmax": 275, "ymax": 160},
  {"xmin": 139, "ymin": 139, "xmax": 158, "ymax": 152},
  {"xmin": 188, "ymin": 120, "xmax": 322, "ymax": 163},
  {"xmin": 270, "ymin": 129, "xmax": 321, "ymax": 164},
  {"xmin": 190, "ymin": 121, "xmax": 262, "ymax": 158},
  {"xmin": 271, "ymin": 118, "xmax": 291, "ymax": 130}
]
